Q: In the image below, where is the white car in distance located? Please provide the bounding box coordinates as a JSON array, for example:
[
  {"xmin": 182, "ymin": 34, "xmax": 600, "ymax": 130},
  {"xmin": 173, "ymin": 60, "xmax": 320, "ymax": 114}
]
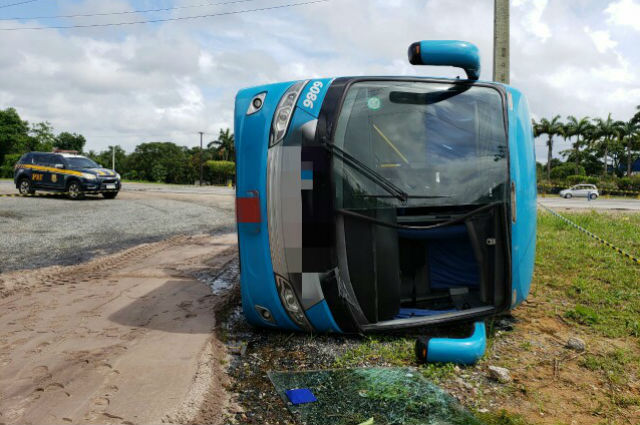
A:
[{"xmin": 559, "ymin": 184, "xmax": 599, "ymax": 200}]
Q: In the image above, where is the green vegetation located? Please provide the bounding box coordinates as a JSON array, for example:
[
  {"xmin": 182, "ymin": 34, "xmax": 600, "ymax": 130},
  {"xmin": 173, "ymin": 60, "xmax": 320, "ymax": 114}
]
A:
[
  {"xmin": 537, "ymin": 211, "xmax": 640, "ymax": 338},
  {"xmin": 205, "ymin": 160, "xmax": 235, "ymax": 184},
  {"xmin": 333, "ymin": 336, "xmax": 457, "ymax": 384},
  {"xmin": 581, "ymin": 348, "xmax": 638, "ymax": 385},
  {"xmin": 333, "ymin": 336, "xmax": 415, "ymax": 367},
  {"xmin": 534, "ymin": 106, "xmax": 640, "ymax": 194},
  {"xmin": 0, "ymin": 107, "xmax": 235, "ymax": 184},
  {"xmin": 533, "ymin": 108, "xmax": 640, "ymax": 179}
]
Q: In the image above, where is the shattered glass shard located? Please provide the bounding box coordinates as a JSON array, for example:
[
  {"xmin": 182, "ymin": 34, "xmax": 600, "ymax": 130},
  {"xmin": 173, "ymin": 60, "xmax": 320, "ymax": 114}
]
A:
[{"xmin": 269, "ymin": 367, "xmax": 484, "ymax": 425}]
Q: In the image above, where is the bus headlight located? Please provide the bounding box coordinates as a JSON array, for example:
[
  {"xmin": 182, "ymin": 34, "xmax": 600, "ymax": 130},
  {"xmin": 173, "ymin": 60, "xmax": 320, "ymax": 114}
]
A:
[
  {"xmin": 274, "ymin": 274, "xmax": 311, "ymax": 331},
  {"xmin": 269, "ymin": 80, "xmax": 307, "ymax": 147}
]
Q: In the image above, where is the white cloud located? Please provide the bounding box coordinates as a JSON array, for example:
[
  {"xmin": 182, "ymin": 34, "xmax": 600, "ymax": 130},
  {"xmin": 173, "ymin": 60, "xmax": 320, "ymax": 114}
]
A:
[
  {"xmin": 513, "ymin": 0, "xmax": 552, "ymax": 41},
  {"xmin": 605, "ymin": 0, "xmax": 640, "ymax": 31},
  {"xmin": 0, "ymin": 0, "xmax": 637, "ymax": 162},
  {"xmin": 584, "ymin": 26, "xmax": 618, "ymax": 53}
]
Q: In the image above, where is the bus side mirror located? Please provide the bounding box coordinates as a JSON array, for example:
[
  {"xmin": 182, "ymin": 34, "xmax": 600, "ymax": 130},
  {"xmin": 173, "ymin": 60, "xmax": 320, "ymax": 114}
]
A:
[{"xmin": 408, "ymin": 40, "xmax": 480, "ymax": 81}]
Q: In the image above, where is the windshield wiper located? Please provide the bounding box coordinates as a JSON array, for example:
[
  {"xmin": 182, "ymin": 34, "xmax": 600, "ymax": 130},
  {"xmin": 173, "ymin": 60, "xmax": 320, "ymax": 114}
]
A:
[{"xmin": 322, "ymin": 140, "xmax": 409, "ymax": 203}]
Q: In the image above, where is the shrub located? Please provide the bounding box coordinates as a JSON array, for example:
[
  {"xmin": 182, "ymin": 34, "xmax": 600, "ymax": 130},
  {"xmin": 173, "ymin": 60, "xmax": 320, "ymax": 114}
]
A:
[
  {"xmin": 597, "ymin": 180, "xmax": 618, "ymax": 192},
  {"xmin": 618, "ymin": 177, "xmax": 633, "ymax": 190},
  {"xmin": 566, "ymin": 175, "xmax": 589, "ymax": 186},
  {"xmin": 151, "ymin": 164, "xmax": 168, "ymax": 182},
  {"xmin": 123, "ymin": 170, "xmax": 138, "ymax": 181},
  {"xmin": 205, "ymin": 160, "xmax": 235, "ymax": 184},
  {"xmin": 550, "ymin": 163, "xmax": 586, "ymax": 180},
  {"xmin": 618, "ymin": 176, "xmax": 640, "ymax": 192},
  {"xmin": 0, "ymin": 153, "xmax": 22, "ymax": 178}
]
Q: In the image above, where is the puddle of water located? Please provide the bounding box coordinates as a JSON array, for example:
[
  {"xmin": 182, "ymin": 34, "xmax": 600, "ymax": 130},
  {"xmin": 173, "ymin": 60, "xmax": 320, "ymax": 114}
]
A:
[{"xmin": 194, "ymin": 259, "xmax": 239, "ymax": 295}]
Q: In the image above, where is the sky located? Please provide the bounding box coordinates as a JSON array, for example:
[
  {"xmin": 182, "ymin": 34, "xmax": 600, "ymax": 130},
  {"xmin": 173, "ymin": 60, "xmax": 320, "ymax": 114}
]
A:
[{"xmin": 0, "ymin": 0, "xmax": 639, "ymax": 162}]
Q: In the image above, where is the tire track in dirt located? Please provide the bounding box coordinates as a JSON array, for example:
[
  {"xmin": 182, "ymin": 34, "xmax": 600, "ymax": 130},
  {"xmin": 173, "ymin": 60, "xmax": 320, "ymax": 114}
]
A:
[{"xmin": 0, "ymin": 233, "xmax": 238, "ymax": 425}]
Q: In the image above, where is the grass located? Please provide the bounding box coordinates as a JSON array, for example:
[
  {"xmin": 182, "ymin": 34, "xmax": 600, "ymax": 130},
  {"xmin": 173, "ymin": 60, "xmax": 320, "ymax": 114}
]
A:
[
  {"xmin": 537, "ymin": 211, "xmax": 640, "ymax": 337},
  {"xmin": 580, "ymin": 348, "xmax": 638, "ymax": 385},
  {"xmin": 333, "ymin": 336, "xmax": 457, "ymax": 383},
  {"xmin": 475, "ymin": 410, "xmax": 535, "ymax": 425},
  {"xmin": 333, "ymin": 336, "xmax": 414, "ymax": 367}
]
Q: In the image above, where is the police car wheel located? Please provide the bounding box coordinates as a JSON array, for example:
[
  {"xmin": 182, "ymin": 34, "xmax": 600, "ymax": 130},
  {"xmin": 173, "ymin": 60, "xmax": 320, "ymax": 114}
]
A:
[
  {"xmin": 18, "ymin": 179, "xmax": 34, "ymax": 195},
  {"xmin": 67, "ymin": 182, "xmax": 84, "ymax": 200}
]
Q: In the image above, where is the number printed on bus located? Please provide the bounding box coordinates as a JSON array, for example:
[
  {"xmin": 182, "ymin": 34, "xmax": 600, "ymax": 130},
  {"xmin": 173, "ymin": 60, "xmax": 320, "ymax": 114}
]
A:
[{"xmin": 302, "ymin": 81, "xmax": 323, "ymax": 109}]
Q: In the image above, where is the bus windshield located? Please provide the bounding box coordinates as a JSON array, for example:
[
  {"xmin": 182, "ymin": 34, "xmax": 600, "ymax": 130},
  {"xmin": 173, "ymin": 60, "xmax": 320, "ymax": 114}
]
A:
[{"xmin": 332, "ymin": 81, "xmax": 508, "ymax": 210}]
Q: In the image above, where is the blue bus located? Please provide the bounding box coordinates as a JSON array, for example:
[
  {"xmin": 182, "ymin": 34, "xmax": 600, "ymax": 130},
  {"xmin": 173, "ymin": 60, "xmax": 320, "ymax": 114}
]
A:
[{"xmin": 234, "ymin": 41, "xmax": 536, "ymax": 363}]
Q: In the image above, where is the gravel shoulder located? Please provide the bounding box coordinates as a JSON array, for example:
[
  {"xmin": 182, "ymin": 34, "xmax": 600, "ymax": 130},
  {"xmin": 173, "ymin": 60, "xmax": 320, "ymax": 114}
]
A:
[
  {"xmin": 0, "ymin": 233, "xmax": 237, "ymax": 425},
  {"xmin": 0, "ymin": 181, "xmax": 235, "ymax": 273}
]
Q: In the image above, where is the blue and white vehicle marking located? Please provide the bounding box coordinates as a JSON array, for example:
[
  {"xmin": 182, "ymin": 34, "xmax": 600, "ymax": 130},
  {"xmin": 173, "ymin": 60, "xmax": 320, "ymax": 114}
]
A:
[{"xmin": 297, "ymin": 78, "xmax": 333, "ymax": 117}]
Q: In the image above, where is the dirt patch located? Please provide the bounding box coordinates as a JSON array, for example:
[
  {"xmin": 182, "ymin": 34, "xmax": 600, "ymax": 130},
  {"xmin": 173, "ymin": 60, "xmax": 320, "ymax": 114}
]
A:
[
  {"xmin": 0, "ymin": 233, "xmax": 237, "ymax": 425},
  {"xmin": 466, "ymin": 296, "xmax": 640, "ymax": 425}
]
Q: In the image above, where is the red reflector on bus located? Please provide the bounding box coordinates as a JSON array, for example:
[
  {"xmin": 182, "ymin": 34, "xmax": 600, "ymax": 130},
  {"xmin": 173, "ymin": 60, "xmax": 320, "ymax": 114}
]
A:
[{"xmin": 236, "ymin": 197, "xmax": 260, "ymax": 223}]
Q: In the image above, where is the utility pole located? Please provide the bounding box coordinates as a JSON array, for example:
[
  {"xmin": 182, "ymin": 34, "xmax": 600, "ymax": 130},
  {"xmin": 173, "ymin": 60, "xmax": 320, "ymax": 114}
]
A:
[
  {"xmin": 112, "ymin": 146, "xmax": 115, "ymax": 171},
  {"xmin": 198, "ymin": 131, "xmax": 204, "ymax": 186},
  {"xmin": 493, "ymin": 0, "xmax": 510, "ymax": 84}
]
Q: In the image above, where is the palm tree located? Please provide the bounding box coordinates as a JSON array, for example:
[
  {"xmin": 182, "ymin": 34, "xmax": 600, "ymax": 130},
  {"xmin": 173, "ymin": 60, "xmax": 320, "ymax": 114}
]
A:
[
  {"xmin": 564, "ymin": 116, "xmax": 591, "ymax": 166},
  {"xmin": 533, "ymin": 115, "xmax": 563, "ymax": 181},
  {"xmin": 632, "ymin": 105, "xmax": 640, "ymax": 125},
  {"xmin": 618, "ymin": 120, "xmax": 639, "ymax": 176},
  {"xmin": 593, "ymin": 114, "xmax": 617, "ymax": 176},
  {"xmin": 207, "ymin": 128, "xmax": 235, "ymax": 162}
]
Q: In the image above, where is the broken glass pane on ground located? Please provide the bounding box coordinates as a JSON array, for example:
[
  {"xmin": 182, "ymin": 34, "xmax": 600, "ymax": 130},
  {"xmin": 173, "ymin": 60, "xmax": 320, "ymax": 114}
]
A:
[{"xmin": 268, "ymin": 367, "xmax": 484, "ymax": 425}]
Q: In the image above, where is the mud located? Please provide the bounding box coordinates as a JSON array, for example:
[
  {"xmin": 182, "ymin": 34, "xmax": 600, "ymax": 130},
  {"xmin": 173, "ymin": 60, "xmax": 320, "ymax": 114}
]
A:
[{"xmin": 0, "ymin": 233, "xmax": 237, "ymax": 425}]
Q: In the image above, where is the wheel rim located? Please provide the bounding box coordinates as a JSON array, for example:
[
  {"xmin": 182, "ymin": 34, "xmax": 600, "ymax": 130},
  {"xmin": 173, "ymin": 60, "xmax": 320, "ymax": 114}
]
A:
[
  {"xmin": 20, "ymin": 181, "xmax": 30, "ymax": 194},
  {"xmin": 69, "ymin": 184, "xmax": 80, "ymax": 198}
]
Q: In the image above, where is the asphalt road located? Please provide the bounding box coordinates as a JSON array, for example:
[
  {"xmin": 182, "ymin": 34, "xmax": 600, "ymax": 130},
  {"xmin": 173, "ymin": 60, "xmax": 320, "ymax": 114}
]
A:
[
  {"xmin": 0, "ymin": 180, "xmax": 235, "ymax": 272},
  {"xmin": 538, "ymin": 196, "xmax": 640, "ymax": 211}
]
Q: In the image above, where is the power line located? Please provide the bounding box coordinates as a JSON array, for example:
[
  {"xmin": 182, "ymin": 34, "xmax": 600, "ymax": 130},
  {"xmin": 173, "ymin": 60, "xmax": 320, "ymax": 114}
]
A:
[
  {"xmin": 0, "ymin": 0, "xmax": 258, "ymax": 21},
  {"xmin": 0, "ymin": 0, "xmax": 328, "ymax": 30},
  {"xmin": 0, "ymin": 0, "xmax": 40, "ymax": 9}
]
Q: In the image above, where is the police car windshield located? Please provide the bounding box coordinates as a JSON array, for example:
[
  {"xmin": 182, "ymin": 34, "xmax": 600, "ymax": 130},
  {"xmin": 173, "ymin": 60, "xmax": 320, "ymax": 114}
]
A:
[{"xmin": 65, "ymin": 157, "xmax": 99, "ymax": 169}]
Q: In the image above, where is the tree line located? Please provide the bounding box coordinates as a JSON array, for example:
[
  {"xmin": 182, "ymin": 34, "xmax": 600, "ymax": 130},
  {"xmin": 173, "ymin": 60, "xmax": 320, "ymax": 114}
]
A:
[
  {"xmin": 0, "ymin": 107, "xmax": 236, "ymax": 185},
  {"xmin": 533, "ymin": 106, "xmax": 640, "ymax": 184}
]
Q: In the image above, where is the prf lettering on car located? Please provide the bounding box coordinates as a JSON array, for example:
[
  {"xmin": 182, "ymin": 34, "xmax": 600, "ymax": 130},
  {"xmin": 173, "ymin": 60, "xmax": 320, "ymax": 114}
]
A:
[{"xmin": 234, "ymin": 40, "xmax": 536, "ymax": 364}]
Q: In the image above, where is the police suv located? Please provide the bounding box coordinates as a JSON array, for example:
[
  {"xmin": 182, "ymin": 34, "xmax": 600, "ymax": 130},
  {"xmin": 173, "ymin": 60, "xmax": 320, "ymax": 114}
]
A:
[{"xmin": 14, "ymin": 152, "xmax": 121, "ymax": 200}]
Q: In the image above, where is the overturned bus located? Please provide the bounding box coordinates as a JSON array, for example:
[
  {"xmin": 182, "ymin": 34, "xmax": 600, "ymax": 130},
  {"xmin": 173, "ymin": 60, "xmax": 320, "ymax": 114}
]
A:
[{"xmin": 234, "ymin": 40, "xmax": 536, "ymax": 361}]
